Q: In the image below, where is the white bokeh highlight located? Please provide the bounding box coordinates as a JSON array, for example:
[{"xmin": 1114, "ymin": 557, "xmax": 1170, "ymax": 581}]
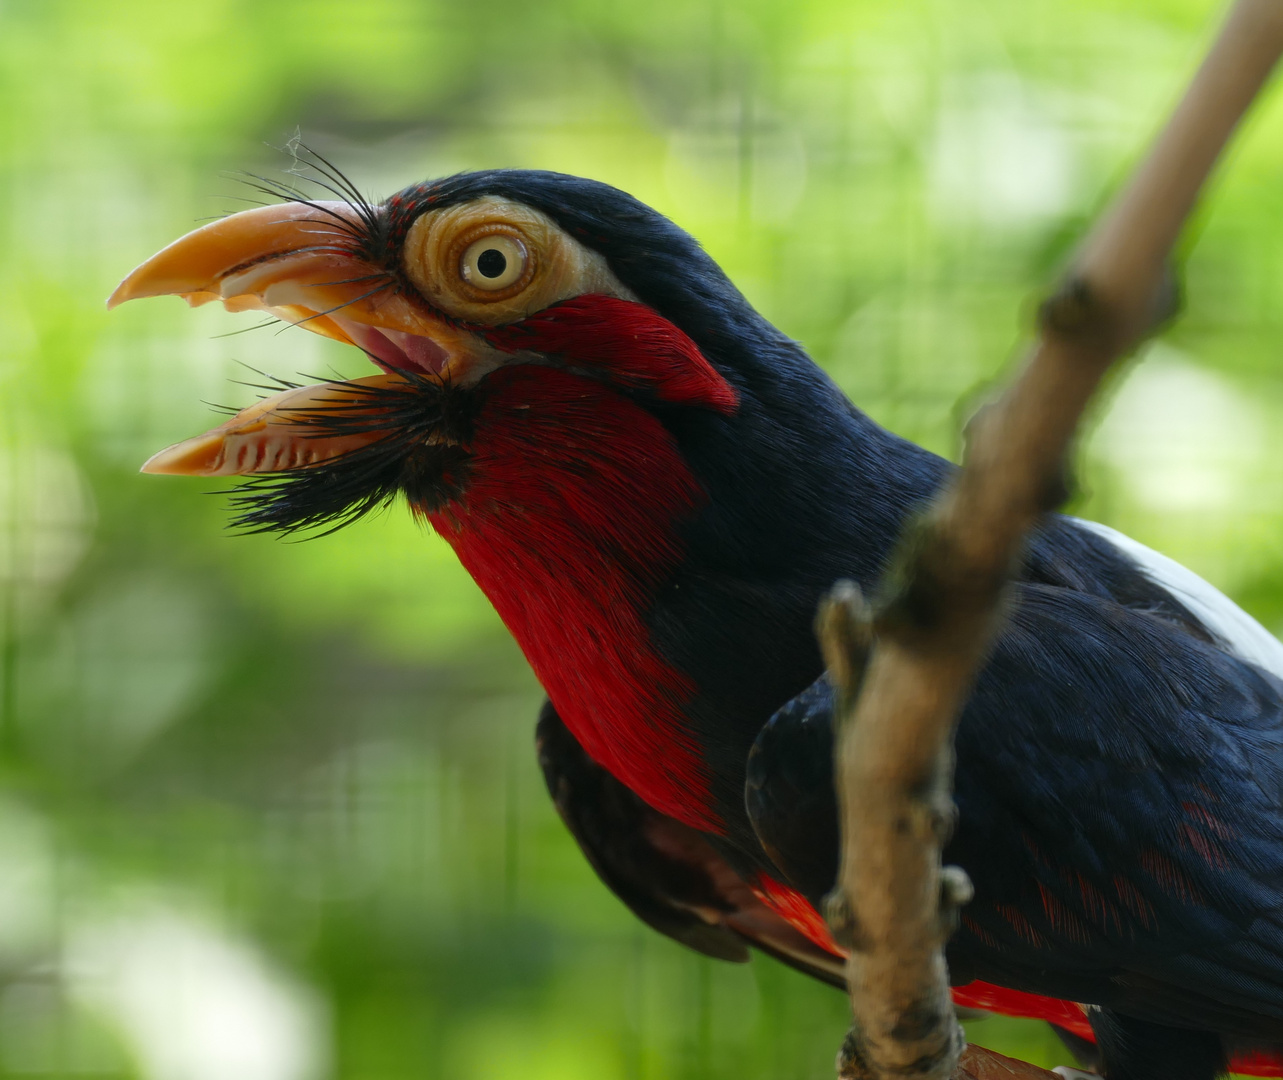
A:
[
  {"xmin": 68, "ymin": 904, "xmax": 328, "ymax": 1080},
  {"xmin": 1092, "ymin": 346, "xmax": 1267, "ymax": 513}
]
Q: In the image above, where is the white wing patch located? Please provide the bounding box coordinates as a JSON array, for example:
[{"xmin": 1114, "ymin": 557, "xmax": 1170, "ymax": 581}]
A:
[{"xmin": 1073, "ymin": 518, "xmax": 1283, "ymax": 680}]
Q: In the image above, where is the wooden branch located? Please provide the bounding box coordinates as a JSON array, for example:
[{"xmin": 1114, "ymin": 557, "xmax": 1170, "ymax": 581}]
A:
[{"xmin": 819, "ymin": 3, "xmax": 1283, "ymax": 1079}]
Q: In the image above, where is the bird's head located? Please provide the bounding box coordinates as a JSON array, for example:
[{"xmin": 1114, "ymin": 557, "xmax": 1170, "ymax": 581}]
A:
[
  {"xmin": 109, "ymin": 165, "xmax": 908, "ymax": 833},
  {"xmin": 108, "ymin": 168, "xmax": 777, "ymax": 534}
]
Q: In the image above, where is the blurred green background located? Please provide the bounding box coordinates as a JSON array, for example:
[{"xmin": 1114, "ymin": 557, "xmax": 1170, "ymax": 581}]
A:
[{"xmin": 2, "ymin": 0, "xmax": 1283, "ymax": 1076}]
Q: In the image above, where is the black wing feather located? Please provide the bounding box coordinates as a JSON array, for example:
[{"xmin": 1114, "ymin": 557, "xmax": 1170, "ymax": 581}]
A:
[
  {"xmin": 744, "ymin": 675, "xmax": 840, "ymax": 905},
  {"xmin": 535, "ymin": 700, "xmax": 845, "ymax": 986},
  {"xmin": 744, "ymin": 580, "xmax": 1283, "ymax": 1039}
]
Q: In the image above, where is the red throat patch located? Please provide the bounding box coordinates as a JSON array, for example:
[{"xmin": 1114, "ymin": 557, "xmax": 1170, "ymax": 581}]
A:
[{"xmin": 425, "ymin": 364, "xmax": 728, "ymax": 832}]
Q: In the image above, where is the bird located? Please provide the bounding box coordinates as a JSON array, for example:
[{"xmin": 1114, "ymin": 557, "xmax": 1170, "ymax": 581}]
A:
[{"xmin": 109, "ymin": 160, "xmax": 1283, "ymax": 1080}]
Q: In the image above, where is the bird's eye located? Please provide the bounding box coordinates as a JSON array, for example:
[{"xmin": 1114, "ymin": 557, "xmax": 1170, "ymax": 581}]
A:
[{"xmin": 460, "ymin": 234, "xmax": 528, "ymax": 292}]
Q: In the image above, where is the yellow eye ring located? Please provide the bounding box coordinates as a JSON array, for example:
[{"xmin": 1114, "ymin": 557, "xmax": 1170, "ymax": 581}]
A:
[{"xmin": 457, "ymin": 230, "xmax": 531, "ymax": 296}]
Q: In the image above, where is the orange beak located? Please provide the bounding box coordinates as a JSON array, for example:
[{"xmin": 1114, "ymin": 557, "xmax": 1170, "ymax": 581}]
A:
[
  {"xmin": 137, "ymin": 374, "xmax": 415, "ymax": 477},
  {"xmin": 110, "ymin": 201, "xmax": 479, "ymax": 476}
]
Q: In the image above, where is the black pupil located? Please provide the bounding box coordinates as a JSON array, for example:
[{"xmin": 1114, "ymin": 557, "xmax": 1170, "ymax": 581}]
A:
[{"xmin": 477, "ymin": 248, "xmax": 508, "ymax": 279}]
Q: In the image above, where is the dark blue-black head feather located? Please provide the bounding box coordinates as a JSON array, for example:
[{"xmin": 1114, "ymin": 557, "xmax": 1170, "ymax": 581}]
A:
[{"xmin": 384, "ymin": 170, "xmax": 798, "ymax": 379}]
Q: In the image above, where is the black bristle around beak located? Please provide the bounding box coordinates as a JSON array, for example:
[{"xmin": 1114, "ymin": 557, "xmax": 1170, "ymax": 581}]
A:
[{"xmin": 227, "ymin": 371, "xmax": 476, "ymax": 537}]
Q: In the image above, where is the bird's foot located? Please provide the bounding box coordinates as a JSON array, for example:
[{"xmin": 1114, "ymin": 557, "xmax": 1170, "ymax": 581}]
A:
[{"xmin": 1052, "ymin": 1068, "xmax": 1099, "ymax": 1080}]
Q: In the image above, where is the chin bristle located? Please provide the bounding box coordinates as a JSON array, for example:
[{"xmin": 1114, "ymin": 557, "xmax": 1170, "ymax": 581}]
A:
[{"xmin": 226, "ymin": 371, "xmax": 476, "ymax": 537}]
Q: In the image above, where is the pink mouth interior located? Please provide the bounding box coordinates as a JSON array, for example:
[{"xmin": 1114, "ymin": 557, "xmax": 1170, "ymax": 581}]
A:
[{"xmin": 331, "ymin": 316, "xmax": 451, "ymax": 377}]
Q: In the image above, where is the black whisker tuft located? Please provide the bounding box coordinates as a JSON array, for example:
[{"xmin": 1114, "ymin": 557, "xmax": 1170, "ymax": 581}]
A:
[
  {"xmin": 233, "ymin": 173, "xmax": 371, "ymax": 250},
  {"xmin": 226, "ymin": 371, "xmax": 477, "ymax": 537},
  {"xmin": 286, "ymin": 142, "xmax": 382, "ymax": 237},
  {"xmin": 225, "ymin": 139, "xmax": 404, "ymax": 277}
]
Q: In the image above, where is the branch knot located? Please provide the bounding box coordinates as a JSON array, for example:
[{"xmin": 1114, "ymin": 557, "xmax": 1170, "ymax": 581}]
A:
[
  {"xmin": 1039, "ymin": 276, "xmax": 1111, "ymax": 342},
  {"xmin": 938, "ymin": 865, "xmax": 974, "ymax": 939},
  {"xmin": 823, "ymin": 887, "xmax": 863, "ymax": 952},
  {"xmin": 818, "ymin": 581, "xmax": 873, "ymax": 708}
]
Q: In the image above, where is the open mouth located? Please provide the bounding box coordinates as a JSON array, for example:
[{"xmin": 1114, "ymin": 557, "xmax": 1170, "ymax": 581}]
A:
[
  {"xmin": 108, "ymin": 200, "xmax": 487, "ymax": 477},
  {"xmin": 332, "ymin": 317, "xmax": 451, "ymax": 378}
]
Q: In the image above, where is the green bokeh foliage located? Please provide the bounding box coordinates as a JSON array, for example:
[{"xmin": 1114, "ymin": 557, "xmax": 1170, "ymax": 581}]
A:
[{"xmin": 1, "ymin": 0, "xmax": 1281, "ymax": 1076}]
